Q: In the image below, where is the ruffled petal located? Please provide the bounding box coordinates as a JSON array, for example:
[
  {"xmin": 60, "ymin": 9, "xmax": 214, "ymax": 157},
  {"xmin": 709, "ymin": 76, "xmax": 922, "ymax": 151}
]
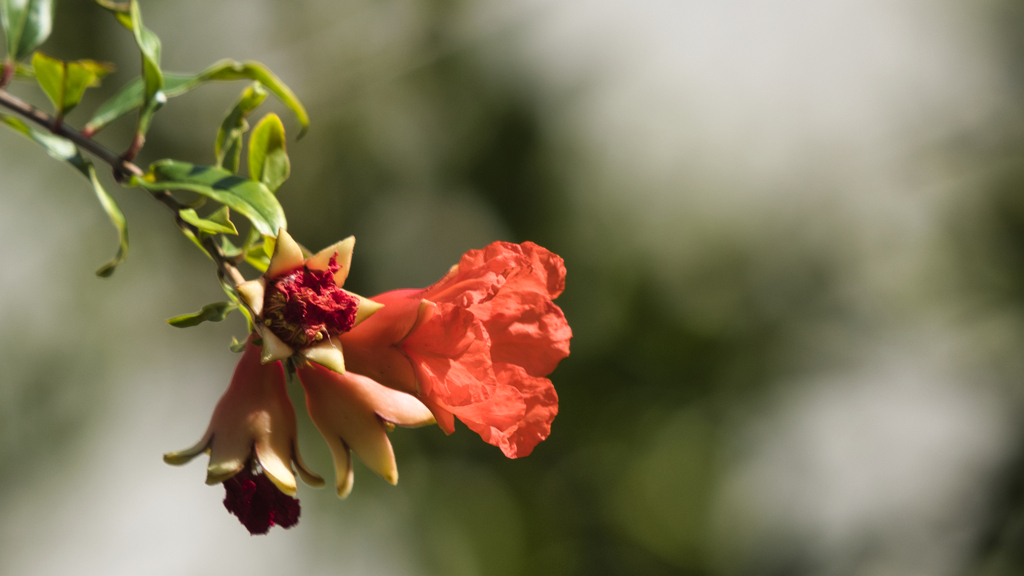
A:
[
  {"xmin": 404, "ymin": 304, "xmax": 526, "ymax": 434},
  {"xmin": 479, "ymin": 292, "xmax": 572, "ymax": 377},
  {"xmin": 422, "ymin": 241, "xmax": 566, "ymax": 305},
  {"xmin": 489, "ymin": 363, "xmax": 558, "ymax": 458},
  {"xmin": 462, "ymin": 241, "xmax": 566, "ymax": 299}
]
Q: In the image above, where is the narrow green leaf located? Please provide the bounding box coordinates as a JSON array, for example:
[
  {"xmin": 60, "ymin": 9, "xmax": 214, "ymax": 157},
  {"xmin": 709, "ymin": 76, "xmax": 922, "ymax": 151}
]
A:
[
  {"xmin": 205, "ymin": 205, "xmax": 237, "ymax": 235},
  {"xmin": 0, "ymin": 113, "xmax": 76, "ymax": 160},
  {"xmin": 229, "ymin": 336, "xmax": 246, "ymax": 353},
  {"xmin": 83, "ymin": 59, "xmax": 309, "ymax": 137},
  {"xmin": 220, "ymin": 278, "xmax": 253, "ymax": 331},
  {"xmin": 248, "ymin": 113, "xmax": 289, "ymax": 192},
  {"xmin": 89, "ymin": 166, "xmax": 129, "ymax": 277},
  {"xmin": 82, "ymin": 77, "xmax": 141, "ymax": 135},
  {"xmin": 1, "ymin": 0, "xmax": 55, "ymax": 60},
  {"xmin": 92, "ymin": 0, "xmax": 131, "ymax": 28},
  {"xmin": 215, "ymin": 82, "xmax": 267, "ymax": 172},
  {"xmin": 245, "ymin": 243, "xmax": 269, "ymax": 273},
  {"xmin": 179, "ymin": 205, "xmax": 238, "ymax": 235},
  {"xmin": 166, "ymin": 301, "xmax": 237, "ymax": 328},
  {"xmin": 130, "ymin": 0, "xmax": 161, "ymax": 97},
  {"xmin": 262, "ymin": 233, "xmax": 275, "ymax": 258},
  {"xmin": 31, "ymin": 51, "xmax": 62, "ymax": 112},
  {"xmin": 203, "ymin": 61, "xmax": 308, "ymax": 138},
  {"xmin": 0, "ymin": 115, "xmax": 129, "ymax": 276},
  {"xmin": 179, "ymin": 226, "xmax": 211, "ymax": 260},
  {"xmin": 83, "ymin": 73, "xmax": 201, "ymax": 135},
  {"xmin": 128, "ymin": 0, "xmax": 162, "ymax": 136},
  {"xmin": 133, "ymin": 160, "xmax": 285, "ymax": 237},
  {"xmin": 218, "ymin": 235, "xmax": 243, "ymax": 258}
]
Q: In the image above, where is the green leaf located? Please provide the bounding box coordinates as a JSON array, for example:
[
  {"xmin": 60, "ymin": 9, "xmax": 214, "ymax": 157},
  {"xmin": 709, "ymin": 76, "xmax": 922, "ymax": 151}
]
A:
[
  {"xmin": 166, "ymin": 301, "xmax": 237, "ymax": 328},
  {"xmin": 92, "ymin": 0, "xmax": 131, "ymax": 28},
  {"xmin": 0, "ymin": 113, "xmax": 76, "ymax": 160},
  {"xmin": 82, "ymin": 73, "xmax": 202, "ymax": 136},
  {"xmin": 64, "ymin": 60, "xmax": 113, "ymax": 109},
  {"xmin": 31, "ymin": 51, "xmax": 61, "ymax": 109},
  {"xmin": 245, "ymin": 243, "xmax": 270, "ymax": 273},
  {"xmin": 179, "ymin": 205, "xmax": 238, "ymax": 235},
  {"xmin": 1, "ymin": 0, "xmax": 55, "ymax": 60},
  {"xmin": 88, "ymin": 165, "xmax": 129, "ymax": 277},
  {"xmin": 261, "ymin": 232, "xmax": 276, "ymax": 258},
  {"xmin": 229, "ymin": 336, "xmax": 246, "ymax": 353},
  {"xmin": 215, "ymin": 82, "xmax": 267, "ymax": 173},
  {"xmin": 203, "ymin": 61, "xmax": 308, "ymax": 138},
  {"xmin": 83, "ymin": 60, "xmax": 309, "ymax": 137},
  {"xmin": 133, "ymin": 160, "xmax": 285, "ymax": 237},
  {"xmin": 218, "ymin": 235, "xmax": 242, "ymax": 258},
  {"xmin": 32, "ymin": 52, "xmax": 113, "ymax": 116},
  {"xmin": 248, "ymin": 113, "xmax": 289, "ymax": 192},
  {"xmin": 179, "ymin": 226, "xmax": 211, "ymax": 260},
  {"xmin": 129, "ymin": 0, "xmax": 163, "ymax": 136},
  {"xmin": 0, "ymin": 115, "xmax": 129, "ymax": 276},
  {"xmin": 220, "ymin": 278, "xmax": 253, "ymax": 331}
]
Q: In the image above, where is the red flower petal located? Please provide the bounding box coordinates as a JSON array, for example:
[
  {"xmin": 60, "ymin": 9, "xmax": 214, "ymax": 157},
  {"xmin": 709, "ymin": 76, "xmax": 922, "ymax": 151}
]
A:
[
  {"xmin": 489, "ymin": 363, "xmax": 559, "ymax": 458},
  {"xmin": 404, "ymin": 304, "xmax": 526, "ymax": 435},
  {"xmin": 423, "ymin": 241, "xmax": 566, "ymax": 304},
  {"xmin": 421, "ymin": 242, "xmax": 571, "ymax": 377},
  {"xmin": 480, "ymin": 291, "xmax": 571, "ymax": 378}
]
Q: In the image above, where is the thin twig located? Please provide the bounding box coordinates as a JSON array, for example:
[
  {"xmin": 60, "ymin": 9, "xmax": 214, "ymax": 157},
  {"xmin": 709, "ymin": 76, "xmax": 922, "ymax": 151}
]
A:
[{"xmin": 0, "ymin": 88, "xmax": 246, "ymax": 288}]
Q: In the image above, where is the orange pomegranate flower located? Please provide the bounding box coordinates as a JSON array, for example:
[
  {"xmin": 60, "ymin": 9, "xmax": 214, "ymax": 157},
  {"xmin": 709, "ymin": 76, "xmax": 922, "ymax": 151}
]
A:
[{"xmin": 339, "ymin": 241, "xmax": 571, "ymax": 458}]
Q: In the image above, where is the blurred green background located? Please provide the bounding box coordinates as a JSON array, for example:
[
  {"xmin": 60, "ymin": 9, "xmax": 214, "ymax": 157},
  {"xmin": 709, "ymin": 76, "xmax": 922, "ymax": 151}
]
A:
[{"xmin": 5, "ymin": 0, "xmax": 1024, "ymax": 574}]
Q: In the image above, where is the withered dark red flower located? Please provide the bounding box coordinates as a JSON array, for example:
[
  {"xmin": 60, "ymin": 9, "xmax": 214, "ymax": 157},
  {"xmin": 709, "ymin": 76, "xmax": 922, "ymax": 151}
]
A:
[
  {"xmin": 263, "ymin": 253, "xmax": 360, "ymax": 348},
  {"xmin": 339, "ymin": 241, "xmax": 571, "ymax": 458},
  {"xmin": 223, "ymin": 465, "xmax": 301, "ymax": 535},
  {"xmin": 236, "ymin": 229, "xmax": 382, "ymax": 374}
]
